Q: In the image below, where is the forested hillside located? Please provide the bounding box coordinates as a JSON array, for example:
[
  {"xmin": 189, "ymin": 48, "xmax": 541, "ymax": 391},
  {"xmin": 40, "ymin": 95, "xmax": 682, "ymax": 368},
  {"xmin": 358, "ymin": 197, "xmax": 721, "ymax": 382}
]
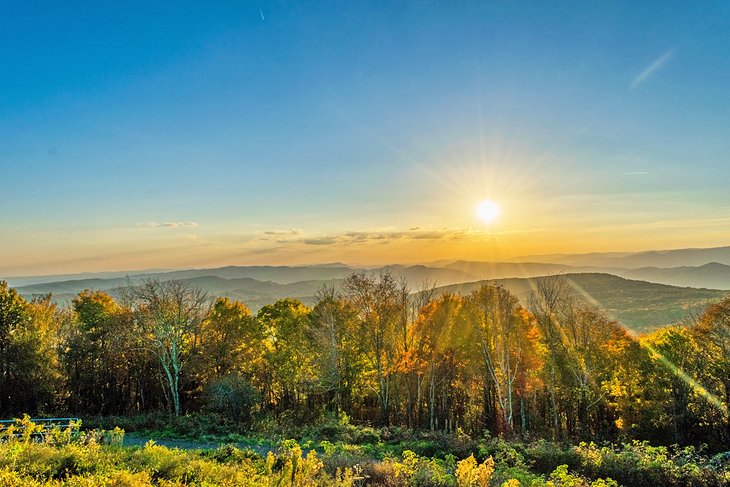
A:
[
  {"xmin": 1, "ymin": 272, "xmax": 729, "ymax": 452},
  {"xmin": 437, "ymin": 273, "xmax": 727, "ymax": 333},
  {"xmin": 12, "ymin": 269, "xmax": 726, "ymax": 333}
]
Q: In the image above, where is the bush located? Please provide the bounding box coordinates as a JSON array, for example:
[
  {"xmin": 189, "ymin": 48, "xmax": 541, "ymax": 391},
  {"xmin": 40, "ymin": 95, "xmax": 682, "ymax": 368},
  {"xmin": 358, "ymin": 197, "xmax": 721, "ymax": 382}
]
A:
[
  {"xmin": 455, "ymin": 454, "xmax": 494, "ymax": 486},
  {"xmin": 204, "ymin": 374, "xmax": 260, "ymax": 424},
  {"xmin": 477, "ymin": 435, "xmax": 528, "ymax": 469},
  {"xmin": 522, "ymin": 439, "xmax": 581, "ymax": 473},
  {"xmin": 202, "ymin": 444, "xmax": 261, "ymax": 464},
  {"xmin": 520, "ymin": 439, "xmax": 729, "ymax": 487},
  {"xmin": 546, "ymin": 464, "xmax": 618, "ymax": 487}
]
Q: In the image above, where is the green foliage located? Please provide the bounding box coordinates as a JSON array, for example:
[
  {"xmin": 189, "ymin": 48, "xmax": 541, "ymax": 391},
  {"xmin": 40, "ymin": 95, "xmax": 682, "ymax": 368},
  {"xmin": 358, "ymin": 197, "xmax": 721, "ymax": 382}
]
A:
[
  {"xmin": 516, "ymin": 440, "xmax": 729, "ymax": 487},
  {"xmin": 81, "ymin": 412, "xmax": 263, "ymax": 443},
  {"xmin": 381, "ymin": 449, "xmax": 454, "ymax": 486},
  {"xmin": 0, "ymin": 429, "xmax": 728, "ymax": 486},
  {"xmin": 0, "ymin": 435, "xmax": 337, "ymax": 485},
  {"xmin": 0, "ymin": 284, "xmax": 62, "ymax": 415},
  {"xmin": 204, "ymin": 374, "xmax": 260, "ymax": 422}
]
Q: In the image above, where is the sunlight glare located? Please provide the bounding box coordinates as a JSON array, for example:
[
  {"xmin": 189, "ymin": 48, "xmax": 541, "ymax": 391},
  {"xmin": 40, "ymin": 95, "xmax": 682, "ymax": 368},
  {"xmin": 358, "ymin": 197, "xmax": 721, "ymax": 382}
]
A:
[{"xmin": 476, "ymin": 199, "xmax": 500, "ymax": 224}]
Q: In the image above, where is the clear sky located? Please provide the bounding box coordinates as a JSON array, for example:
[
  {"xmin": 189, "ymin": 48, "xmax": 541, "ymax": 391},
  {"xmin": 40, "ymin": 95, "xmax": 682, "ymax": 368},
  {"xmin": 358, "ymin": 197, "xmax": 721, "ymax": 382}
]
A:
[{"xmin": 2, "ymin": 1, "xmax": 730, "ymax": 275}]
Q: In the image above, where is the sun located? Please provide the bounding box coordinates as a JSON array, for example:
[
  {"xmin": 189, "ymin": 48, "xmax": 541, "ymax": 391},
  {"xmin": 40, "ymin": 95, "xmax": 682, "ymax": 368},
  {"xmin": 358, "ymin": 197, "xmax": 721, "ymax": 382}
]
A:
[{"xmin": 476, "ymin": 199, "xmax": 500, "ymax": 224}]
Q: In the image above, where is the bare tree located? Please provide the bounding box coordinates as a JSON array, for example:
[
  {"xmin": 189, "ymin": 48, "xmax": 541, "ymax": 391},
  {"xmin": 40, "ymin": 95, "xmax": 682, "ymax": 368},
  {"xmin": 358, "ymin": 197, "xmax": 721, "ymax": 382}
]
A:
[{"xmin": 131, "ymin": 279, "xmax": 210, "ymax": 416}]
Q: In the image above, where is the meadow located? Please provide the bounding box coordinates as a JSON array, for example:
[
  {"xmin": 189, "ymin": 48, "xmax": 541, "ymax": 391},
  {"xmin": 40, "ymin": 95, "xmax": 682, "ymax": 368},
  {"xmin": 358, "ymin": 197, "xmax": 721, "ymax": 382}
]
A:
[{"xmin": 2, "ymin": 415, "xmax": 729, "ymax": 486}]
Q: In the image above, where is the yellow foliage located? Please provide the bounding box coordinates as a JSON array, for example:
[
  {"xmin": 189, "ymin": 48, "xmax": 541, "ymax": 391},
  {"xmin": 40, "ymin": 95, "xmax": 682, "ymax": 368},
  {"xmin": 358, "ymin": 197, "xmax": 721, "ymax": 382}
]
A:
[{"xmin": 455, "ymin": 454, "xmax": 495, "ymax": 487}]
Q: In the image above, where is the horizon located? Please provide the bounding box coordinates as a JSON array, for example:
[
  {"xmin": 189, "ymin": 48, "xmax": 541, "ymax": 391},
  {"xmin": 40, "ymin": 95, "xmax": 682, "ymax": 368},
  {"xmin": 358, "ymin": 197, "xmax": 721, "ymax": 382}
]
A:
[
  {"xmin": 3, "ymin": 2, "xmax": 730, "ymax": 276},
  {"xmin": 4, "ymin": 242, "xmax": 730, "ymax": 280}
]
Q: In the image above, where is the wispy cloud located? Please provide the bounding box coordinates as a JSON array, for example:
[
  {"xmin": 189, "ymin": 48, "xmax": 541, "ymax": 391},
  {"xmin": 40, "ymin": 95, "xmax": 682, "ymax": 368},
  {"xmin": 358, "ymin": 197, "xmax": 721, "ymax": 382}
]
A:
[
  {"xmin": 289, "ymin": 227, "xmax": 508, "ymax": 247},
  {"xmin": 302, "ymin": 237, "xmax": 338, "ymax": 245},
  {"xmin": 137, "ymin": 221, "xmax": 199, "ymax": 228},
  {"xmin": 263, "ymin": 228, "xmax": 304, "ymax": 236},
  {"xmin": 630, "ymin": 50, "xmax": 673, "ymax": 89},
  {"xmin": 621, "ymin": 171, "xmax": 649, "ymax": 176}
]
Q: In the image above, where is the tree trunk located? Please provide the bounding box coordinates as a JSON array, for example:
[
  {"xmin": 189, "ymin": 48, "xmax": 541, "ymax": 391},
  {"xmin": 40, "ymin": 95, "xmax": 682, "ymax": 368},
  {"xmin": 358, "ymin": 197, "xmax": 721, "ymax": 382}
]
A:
[
  {"xmin": 549, "ymin": 363, "xmax": 560, "ymax": 439},
  {"xmin": 429, "ymin": 365, "xmax": 436, "ymax": 431}
]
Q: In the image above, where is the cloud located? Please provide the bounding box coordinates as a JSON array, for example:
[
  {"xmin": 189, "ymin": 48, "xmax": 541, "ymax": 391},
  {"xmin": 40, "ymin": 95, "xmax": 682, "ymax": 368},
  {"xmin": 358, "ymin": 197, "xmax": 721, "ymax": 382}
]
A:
[
  {"xmin": 238, "ymin": 225, "xmax": 521, "ymax": 252},
  {"xmin": 263, "ymin": 228, "xmax": 304, "ymax": 236},
  {"xmin": 630, "ymin": 50, "xmax": 673, "ymax": 89},
  {"xmin": 137, "ymin": 221, "xmax": 199, "ymax": 228},
  {"xmin": 297, "ymin": 228, "xmax": 485, "ymax": 246},
  {"xmin": 621, "ymin": 171, "xmax": 649, "ymax": 176},
  {"xmin": 302, "ymin": 238, "xmax": 338, "ymax": 245}
]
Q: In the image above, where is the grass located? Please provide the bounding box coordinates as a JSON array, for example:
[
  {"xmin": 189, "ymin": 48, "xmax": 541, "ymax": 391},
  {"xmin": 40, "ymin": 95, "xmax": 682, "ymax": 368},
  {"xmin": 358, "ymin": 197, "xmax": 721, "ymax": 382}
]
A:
[{"xmin": 3, "ymin": 416, "xmax": 728, "ymax": 486}]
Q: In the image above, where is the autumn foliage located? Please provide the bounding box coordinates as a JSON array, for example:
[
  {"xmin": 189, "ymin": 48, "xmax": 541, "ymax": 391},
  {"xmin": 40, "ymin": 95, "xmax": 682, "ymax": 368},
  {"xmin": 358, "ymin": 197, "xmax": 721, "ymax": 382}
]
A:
[{"xmin": 1, "ymin": 273, "xmax": 729, "ymax": 451}]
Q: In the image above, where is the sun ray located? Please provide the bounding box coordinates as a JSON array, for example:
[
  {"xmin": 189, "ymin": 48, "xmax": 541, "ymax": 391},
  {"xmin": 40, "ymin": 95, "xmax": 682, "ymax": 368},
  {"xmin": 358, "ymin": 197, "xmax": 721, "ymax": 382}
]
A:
[{"xmin": 642, "ymin": 342, "xmax": 729, "ymax": 418}]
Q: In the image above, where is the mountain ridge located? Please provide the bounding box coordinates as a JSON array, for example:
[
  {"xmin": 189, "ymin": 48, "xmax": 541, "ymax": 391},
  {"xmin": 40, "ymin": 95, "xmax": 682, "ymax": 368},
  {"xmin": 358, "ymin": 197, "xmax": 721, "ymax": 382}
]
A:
[{"xmin": 13, "ymin": 270, "xmax": 728, "ymax": 334}]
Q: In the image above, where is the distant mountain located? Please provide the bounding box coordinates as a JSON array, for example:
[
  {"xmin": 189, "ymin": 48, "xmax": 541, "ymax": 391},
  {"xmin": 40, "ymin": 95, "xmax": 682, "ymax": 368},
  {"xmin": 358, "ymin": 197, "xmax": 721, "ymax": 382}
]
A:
[
  {"xmin": 17, "ymin": 277, "xmax": 131, "ymax": 296},
  {"xmin": 145, "ymin": 265, "xmax": 356, "ymax": 284},
  {"xmin": 518, "ymin": 246, "xmax": 730, "ymax": 269},
  {"xmin": 445, "ymin": 261, "xmax": 582, "ymax": 279},
  {"xmin": 3, "ymin": 269, "xmax": 169, "ymax": 288},
  {"xmin": 17, "ymin": 275, "xmax": 343, "ymax": 312},
  {"xmin": 296, "ymin": 262, "xmax": 350, "ymax": 268},
  {"xmin": 16, "ymin": 269, "xmax": 728, "ymax": 334},
  {"xmin": 13, "ymin": 263, "xmax": 477, "ymax": 295},
  {"xmin": 434, "ymin": 273, "xmax": 728, "ymax": 334},
  {"xmin": 441, "ymin": 260, "xmax": 730, "ymax": 291},
  {"xmin": 620, "ymin": 262, "xmax": 730, "ymax": 290},
  {"xmin": 9, "ymin": 247, "xmax": 730, "ymax": 331},
  {"xmin": 9, "ymin": 266, "xmax": 356, "ymax": 293},
  {"xmin": 8, "ymin": 244, "xmax": 730, "ymax": 289},
  {"xmin": 379, "ymin": 265, "xmax": 478, "ymax": 286}
]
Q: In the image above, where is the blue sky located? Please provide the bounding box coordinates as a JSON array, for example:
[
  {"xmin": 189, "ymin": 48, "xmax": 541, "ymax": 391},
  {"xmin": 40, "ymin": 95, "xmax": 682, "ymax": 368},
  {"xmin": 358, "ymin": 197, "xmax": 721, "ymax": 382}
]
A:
[{"xmin": 2, "ymin": 1, "xmax": 729, "ymax": 275}]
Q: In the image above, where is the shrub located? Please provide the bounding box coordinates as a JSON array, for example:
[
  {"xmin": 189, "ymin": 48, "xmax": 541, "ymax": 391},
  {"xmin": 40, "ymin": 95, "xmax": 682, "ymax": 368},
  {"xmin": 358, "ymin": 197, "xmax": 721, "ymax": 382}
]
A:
[
  {"xmin": 522, "ymin": 440, "xmax": 581, "ymax": 474},
  {"xmin": 204, "ymin": 374, "xmax": 260, "ymax": 424},
  {"xmin": 545, "ymin": 464, "xmax": 618, "ymax": 487},
  {"xmin": 477, "ymin": 436, "xmax": 528, "ymax": 469},
  {"xmin": 390, "ymin": 450, "xmax": 455, "ymax": 486},
  {"xmin": 202, "ymin": 444, "xmax": 261, "ymax": 464},
  {"xmin": 455, "ymin": 454, "xmax": 495, "ymax": 487},
  {"xmin": 0, "ymin": 469, "xmax": 38, "ymax": 487}
]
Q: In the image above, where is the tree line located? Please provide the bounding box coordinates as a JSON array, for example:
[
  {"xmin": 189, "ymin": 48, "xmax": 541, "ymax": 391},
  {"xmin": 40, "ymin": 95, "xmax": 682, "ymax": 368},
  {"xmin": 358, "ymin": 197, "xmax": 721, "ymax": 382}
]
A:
[{"xmin": 0, "ymin": 273, "xmax": 728, "ymax": 449}]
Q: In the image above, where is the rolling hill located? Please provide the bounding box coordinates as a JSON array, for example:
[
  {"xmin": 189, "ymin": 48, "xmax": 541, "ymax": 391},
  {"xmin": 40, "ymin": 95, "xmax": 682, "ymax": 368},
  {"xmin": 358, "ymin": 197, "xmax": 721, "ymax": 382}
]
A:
[
  {"xmin": 444, "ymin": 261, "xmax": 578, "ymax": 279},
  {"xmin": 14, "ymin": 269, "xmax": 728, "ymax": 334},
  {"xmin": 9, "ymin": 246, "xmax": 730, "ymax": 333},
  {"xmin": 621, "ymin": 262, "xmax": 730, "ymax": 290},
  {"xmin": 433, "ymin": 273, "xmax": 727, "ymax": 334},
  {"xmin": 13, "ymin": 264, "xmax": 478, "ymax": 295},
  {"xmin": 517, "ymin": 246, "xmax": 730, "ymax": 269}
]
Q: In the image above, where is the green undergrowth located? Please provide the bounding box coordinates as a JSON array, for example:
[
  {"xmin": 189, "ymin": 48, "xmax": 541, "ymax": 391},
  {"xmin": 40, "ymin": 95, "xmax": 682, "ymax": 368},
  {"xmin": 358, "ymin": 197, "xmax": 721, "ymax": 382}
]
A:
[
  {"xmin": 6, "ymin": 435, "xmax": 726, "ymax": 486},
  {"xmin": 24, "ymin": 414, "xmax": 729, "ymax": 486}
]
